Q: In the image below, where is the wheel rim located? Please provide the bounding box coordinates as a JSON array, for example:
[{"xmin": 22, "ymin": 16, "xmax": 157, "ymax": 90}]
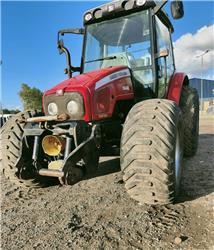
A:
[{"xmin": 175, "ymin": 128, "xmax": 182, "ymax": 183}]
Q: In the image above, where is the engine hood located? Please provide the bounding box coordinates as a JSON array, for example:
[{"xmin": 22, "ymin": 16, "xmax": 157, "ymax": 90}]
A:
[
  {"xmin": 43, "ymin": 65, "xmax": 133, "ymax": 122},
  {"xmin": 44, "ymin": 65, "xmax": 128, "ymax": 95}
]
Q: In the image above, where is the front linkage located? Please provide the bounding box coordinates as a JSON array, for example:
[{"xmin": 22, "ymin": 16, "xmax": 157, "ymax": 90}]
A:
[{"xmin": 15, "ymin": 114, "xmax": 101, "ymax": 185}]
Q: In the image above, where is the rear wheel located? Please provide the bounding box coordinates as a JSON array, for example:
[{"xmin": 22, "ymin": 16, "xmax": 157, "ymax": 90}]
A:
[
  {"xmin": 120, "ymin": 99, "xmax": 183, "ymax": 205},
  {"xmin": 1, "ymin": 110, "xmax": 48, "ymax": 187},
  {"xmin": 180, "ymin": 85, "xmax": 199, "ymax": 156}
]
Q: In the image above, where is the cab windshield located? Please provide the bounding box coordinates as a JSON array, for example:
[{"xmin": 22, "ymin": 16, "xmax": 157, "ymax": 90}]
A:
[{"xmin": 83, "ymin": 10, "xmax": 153, "ymax": 88}]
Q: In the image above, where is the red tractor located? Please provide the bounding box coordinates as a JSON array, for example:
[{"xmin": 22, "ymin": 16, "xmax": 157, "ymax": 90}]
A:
[{"xmin": 2, "ymin": 0, "xmax": 199, "ymax": 205}]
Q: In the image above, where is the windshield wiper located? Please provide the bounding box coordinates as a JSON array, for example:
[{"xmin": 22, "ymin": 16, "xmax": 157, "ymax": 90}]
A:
[{"xmin": 85, "ymin": 56, "xmax": 117, "ymax": 64}]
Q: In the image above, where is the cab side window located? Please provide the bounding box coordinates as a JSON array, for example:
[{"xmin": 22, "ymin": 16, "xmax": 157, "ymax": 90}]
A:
[{"xmin": 155, "ymin": 16, "xmax": 175, "ymax": 97}]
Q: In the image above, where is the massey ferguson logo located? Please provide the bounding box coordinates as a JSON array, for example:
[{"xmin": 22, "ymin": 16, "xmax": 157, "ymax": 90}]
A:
[
  {"xmin": 95, "ymin": 69, "xmax": 130, "ymax": 90},
  {"xmin": 109, "ymin": 71, "xmax": 129, "ymax": 80}
]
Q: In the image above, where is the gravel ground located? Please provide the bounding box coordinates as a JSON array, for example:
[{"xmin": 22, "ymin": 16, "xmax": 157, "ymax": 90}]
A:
[{"xmin": 1, "ymin": 114, "xmax": 214, "ymax": 250}]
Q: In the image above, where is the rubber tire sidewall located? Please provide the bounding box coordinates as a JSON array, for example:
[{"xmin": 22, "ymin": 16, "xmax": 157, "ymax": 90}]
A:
[{"xmin": 180, "ymin": 85, "xmax": 199, "ymax": 157}]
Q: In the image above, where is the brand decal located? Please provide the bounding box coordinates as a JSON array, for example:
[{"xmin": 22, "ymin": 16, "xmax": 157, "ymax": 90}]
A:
[
  {"xmin": 95, "ymin": 69, "xmax": 130, "ymax": 90},
  {"xmin": 56, "ymin": 89, "xmax": 64, "ymax": 96},
  {"xmin": 122, "ymin": 85, "xmax": 130, "ymax": 91}
]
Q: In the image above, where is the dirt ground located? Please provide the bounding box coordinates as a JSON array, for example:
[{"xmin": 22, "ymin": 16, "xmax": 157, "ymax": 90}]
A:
[{"xmin": 1, "ymin": 114, "xmax": 214, "ymax": 250}]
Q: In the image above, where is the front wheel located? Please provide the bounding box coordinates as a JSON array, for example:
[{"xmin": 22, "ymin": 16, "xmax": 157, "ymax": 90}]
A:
[
  {"xmin": 120, "ymin": 99, "xmax": 183, "ymax": 205},
  {"xmin": 1, "ymin": 110, "xmax": 49, "ymax": 187}
]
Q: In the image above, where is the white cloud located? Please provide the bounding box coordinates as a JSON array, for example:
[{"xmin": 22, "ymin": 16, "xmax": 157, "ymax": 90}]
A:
[{"xmin": 173, "ymin": 24, "xmax": 214, "ymax": 80}]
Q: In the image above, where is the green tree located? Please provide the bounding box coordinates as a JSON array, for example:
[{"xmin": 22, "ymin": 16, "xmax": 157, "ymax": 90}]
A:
[
  {"xmin": 2, "ymin": 108, "xmax": 11, "ymax": 114},
  {"xmin": 19, "ymin": 83, "xmax": 43, "ymax": 110},
  {"xmin": 10, "ymin": 109, "xmax": 21, "ymax": 114},
  {"xmin": 2, "ymin": 109, "xmax": 20, "ymax": 114}
]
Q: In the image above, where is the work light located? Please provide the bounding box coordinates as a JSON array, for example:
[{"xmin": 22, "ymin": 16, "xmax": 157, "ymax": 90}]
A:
[
  {"xmin": 94, "ymin": 9, "xmax": 102, "ymax": 19},
  {"xmin": 108, "ymin": 4, "xmax": 115, "ymax": 12},
  {"xmin": 85, "ymin": 12, "xmax": 92, "ymax": 21},
  {"xmin": 136, "ymin": 0, "xmax": 146, "ymax": 6},
  {"xmin": 123, "ymin": 0, "xmax": 134, "ymax": 10}
]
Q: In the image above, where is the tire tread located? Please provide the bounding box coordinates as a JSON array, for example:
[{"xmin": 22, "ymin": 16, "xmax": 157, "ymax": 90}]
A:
[{"xmin": 121, "ymin": 99, "xmax": 182, "ymax": 205}]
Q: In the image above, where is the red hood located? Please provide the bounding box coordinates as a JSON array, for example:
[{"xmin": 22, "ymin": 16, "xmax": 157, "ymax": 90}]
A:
[
  {"xmin": 44, "ymin": 65, "xmax": 128, "ymax": 95},
  {"xmin": 42, "ymin": 65, "xmax": 133, "ymax": 122}
]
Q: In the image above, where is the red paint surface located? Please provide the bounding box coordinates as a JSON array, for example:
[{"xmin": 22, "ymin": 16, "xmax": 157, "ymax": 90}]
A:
[
  {"xmin": 167, "ymin": 72, "xmax": 187, "ymax": 104},
  {"xmin": 92, "ymin": 76, "xmax": 134, "ymax": 120},
  {"xmin": 43, "ymin": 66, "xmax": 134, "ymax": 121}
]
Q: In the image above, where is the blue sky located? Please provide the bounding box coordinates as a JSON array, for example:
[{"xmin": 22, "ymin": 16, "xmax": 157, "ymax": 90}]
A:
[{"xmin": 1, "ymin": 1, "xmax": 214, "ymax": 110}]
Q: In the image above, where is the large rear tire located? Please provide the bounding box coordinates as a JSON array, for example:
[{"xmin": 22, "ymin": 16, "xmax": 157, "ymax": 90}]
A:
[
  {"xmin": 120, "ymin": 99, "xmax": 183, "ymax": 205},
  {"xmin": 180, "ymin": 85, "xmax": 199, "ymax": 157},
  {"xmin": 1, "ymin": 110, "xmax": 47, "ymax": 187}
]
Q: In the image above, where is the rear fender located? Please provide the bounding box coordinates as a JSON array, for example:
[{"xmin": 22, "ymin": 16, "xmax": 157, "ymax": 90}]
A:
[{"xmin": 167, "ymin": 72, "xmax": 189, "ymax": 104}]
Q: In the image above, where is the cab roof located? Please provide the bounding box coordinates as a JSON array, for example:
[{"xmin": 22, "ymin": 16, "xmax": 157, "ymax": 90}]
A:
[{"xmin": 83, "ymin": 0, "xmax": 174, "ymax": 32}]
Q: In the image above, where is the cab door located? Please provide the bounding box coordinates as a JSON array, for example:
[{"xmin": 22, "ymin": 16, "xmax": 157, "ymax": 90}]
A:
[{"xmin": 155, "ymin": 16, "xmax": 175, "ymax": 98}]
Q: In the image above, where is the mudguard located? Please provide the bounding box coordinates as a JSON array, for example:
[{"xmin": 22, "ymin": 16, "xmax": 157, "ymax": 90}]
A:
[{"xmin": 167, "ymin": 72, "xmax": 189, "ymax": 104}]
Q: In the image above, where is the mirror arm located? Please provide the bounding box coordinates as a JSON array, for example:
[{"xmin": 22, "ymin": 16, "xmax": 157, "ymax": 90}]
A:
[
  {"xmin": 58, "ymin": 46, "xmax": 81, "ymax": 78},
  {"xmin": 154, "ymin": 0, "xmax": 168, "ymax": 14},
  {"xmin": 61, "ymin": 46, "xmax": 73, "ymax": 79},
  {"xmin": 71, "ymin": 66, "xmax": 81, "ymax": 72},
  {"xmin": 57, "ymin": 29, "xmax": 83, "ymax": 78},
  {"xmin": 59, "ymin": 28, "xmax": 85, "ymax": 36}
]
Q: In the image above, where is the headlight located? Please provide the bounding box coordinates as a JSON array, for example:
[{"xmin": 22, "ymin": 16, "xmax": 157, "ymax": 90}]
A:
[
  {"xmin": 66, "ymin": 92, "xmax": 85, "ymax": 118},
  {"xmin": 48, "ymin": 102, "xmax": 58, "ymax": 115},
  {"xmin": 67, "ymin": 100, "xmax": 80, "ymax": 115},
  {"xmin": 44, "ymin": 92, "xmax": 84, "ymax": 119}
]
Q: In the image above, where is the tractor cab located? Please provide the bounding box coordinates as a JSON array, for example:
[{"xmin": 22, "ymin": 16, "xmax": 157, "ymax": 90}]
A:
[
  {"xmin": 58, "ymin": 0, "xmax": 184, "ymax": 101},
  {"xmin": 83, "ymin": 9, "xmax": 153, "ymax": 99}
]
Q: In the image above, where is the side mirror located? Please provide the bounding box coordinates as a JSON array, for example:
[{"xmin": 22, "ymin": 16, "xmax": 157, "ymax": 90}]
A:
[
  {"xmin": 57, "ymin": 39, "xmax": 65, "ymax": 55},
  {"xmin": 171, "ymin": 1, "xmax": 184, "ymax": 19}
]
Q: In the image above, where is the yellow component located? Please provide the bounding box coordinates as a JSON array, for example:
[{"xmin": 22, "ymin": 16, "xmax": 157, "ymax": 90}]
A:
[
  {"xmin": 48, "ymin": 160, "xmax": 63, "ymax": 170},
  {"xmin": 42, "ymin": 135, "xmax": 65, "ymax": 156}
]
